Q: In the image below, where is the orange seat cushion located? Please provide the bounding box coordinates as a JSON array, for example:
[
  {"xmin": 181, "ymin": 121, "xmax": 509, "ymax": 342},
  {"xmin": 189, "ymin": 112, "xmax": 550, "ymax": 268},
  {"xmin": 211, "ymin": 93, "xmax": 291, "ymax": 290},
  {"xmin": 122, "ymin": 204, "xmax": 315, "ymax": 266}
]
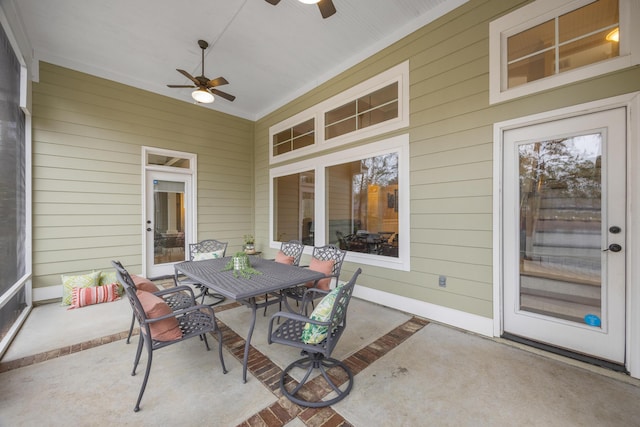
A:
[
  {"xmin": 307, "ymin": 258, "xmax": 334, "ymax": 290},
  {"xmin": 136, "ymin": 290, "xmax": 183, "ymax": 341}
]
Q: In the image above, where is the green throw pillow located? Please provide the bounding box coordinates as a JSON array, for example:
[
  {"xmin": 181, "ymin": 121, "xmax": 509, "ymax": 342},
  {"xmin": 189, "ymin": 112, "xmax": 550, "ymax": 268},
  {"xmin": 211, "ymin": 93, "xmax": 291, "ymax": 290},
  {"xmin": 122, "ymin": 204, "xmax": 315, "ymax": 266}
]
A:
[
  {"xmin": 61, "ymin": 271, "xmax": 101, "ymax": 306},
  {"xmin": 99, "ymin": 270, "xmax": 123, "ymax": 295},
  {"xmin": 300, "ymin": 285, "xmax": 342, "ymax": 344}
]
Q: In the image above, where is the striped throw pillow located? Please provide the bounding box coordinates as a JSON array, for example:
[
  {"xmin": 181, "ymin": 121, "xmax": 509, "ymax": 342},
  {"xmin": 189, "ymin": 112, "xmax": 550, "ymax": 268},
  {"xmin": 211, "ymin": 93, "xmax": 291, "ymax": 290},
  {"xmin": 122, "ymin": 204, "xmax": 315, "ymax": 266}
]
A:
[{"xmin": 68, "ymin": 283, "xmax": 120, "ymax": 309}]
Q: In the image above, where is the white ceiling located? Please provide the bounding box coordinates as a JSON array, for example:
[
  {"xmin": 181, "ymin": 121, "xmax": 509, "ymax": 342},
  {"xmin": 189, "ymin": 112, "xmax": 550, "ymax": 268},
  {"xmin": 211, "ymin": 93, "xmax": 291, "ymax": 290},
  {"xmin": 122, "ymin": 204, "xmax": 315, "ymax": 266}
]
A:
[{"xmin": 4, "ymin": 0, "xmax": 466, "ymax": 120}]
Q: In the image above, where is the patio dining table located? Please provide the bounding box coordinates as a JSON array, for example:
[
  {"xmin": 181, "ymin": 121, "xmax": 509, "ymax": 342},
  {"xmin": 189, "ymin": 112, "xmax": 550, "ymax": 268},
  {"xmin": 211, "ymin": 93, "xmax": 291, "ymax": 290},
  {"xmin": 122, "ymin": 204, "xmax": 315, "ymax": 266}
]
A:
[{"xmin": 174, "ymin": 256, "xmax": 326, "ymax": 382}]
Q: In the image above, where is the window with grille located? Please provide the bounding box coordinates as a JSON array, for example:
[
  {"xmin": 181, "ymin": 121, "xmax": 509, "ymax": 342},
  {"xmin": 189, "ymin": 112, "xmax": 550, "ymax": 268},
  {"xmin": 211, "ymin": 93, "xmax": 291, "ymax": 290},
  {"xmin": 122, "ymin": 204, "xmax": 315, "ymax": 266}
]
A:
[{"xmin": 490, "ymin": 0, "xmax": 638, "ymax": 104}]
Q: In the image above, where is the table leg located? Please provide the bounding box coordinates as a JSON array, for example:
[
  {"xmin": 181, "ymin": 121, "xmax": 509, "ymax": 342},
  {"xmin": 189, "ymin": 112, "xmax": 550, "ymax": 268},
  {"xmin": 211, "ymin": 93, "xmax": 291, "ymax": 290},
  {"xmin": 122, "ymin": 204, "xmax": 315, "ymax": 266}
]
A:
[{"xmin": 242, "ymin": 297, "xmax": 258, "ymax": 383}]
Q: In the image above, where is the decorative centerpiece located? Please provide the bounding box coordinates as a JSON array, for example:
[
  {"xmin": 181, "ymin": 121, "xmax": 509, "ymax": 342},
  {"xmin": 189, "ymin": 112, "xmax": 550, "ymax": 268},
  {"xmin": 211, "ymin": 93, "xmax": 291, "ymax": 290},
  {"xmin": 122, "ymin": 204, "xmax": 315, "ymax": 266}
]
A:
[
  {"xmin": 243, "ymin": 234, "xmax": 256, "ymax": 254},
  {"xmin": 223, "ymin": 252, "xmax": 262, "ymax": 279}
]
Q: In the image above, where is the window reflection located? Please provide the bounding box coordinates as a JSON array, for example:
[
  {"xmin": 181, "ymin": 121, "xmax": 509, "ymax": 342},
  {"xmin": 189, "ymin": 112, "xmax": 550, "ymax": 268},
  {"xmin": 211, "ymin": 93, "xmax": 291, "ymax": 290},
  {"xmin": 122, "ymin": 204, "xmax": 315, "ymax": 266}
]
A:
[
  {"xmin": 153, "ymin": 180, "xmax": 186, "ymax": 264},
  {"xmin": 519, "ymin": 135, "xmax": 602, "ymax": 321},
  {"xmin": 274, "ymin": 171, "xmax": 315, "ymax": 245},
  {"xmin": 327, "ymin": 153, "xmax": 399, "ymax": 257}
]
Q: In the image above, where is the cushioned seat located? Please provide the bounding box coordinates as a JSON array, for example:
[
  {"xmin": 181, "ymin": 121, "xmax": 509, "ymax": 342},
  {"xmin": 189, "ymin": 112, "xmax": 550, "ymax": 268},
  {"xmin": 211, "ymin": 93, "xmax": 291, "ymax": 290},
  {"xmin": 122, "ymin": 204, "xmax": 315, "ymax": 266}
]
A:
[
  {"xmin": 264, "ymin": 240, "xmax": 305, "ymax": 315},
  {"xmin": 125, "ymin": 274, "xmax": 194, "ymax": 344},
  {"xmin": 112, "ymin": 260, "xmax": 227, "ymax": 412},
  {"xmin": 281, "ymin": 244, "xmax": 346, "ymax": 314},
  {"xmin": 176, "ymin": 239, "xmax": 228, "ymax": 306}
]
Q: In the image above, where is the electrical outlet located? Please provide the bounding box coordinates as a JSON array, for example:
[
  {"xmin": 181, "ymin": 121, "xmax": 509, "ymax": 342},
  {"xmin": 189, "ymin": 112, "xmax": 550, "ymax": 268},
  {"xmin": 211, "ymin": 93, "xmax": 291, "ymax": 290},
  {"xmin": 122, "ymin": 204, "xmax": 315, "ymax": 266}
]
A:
[{"xmin": 439, "ymin": 275, "xmax": 446, "ymax": 287}]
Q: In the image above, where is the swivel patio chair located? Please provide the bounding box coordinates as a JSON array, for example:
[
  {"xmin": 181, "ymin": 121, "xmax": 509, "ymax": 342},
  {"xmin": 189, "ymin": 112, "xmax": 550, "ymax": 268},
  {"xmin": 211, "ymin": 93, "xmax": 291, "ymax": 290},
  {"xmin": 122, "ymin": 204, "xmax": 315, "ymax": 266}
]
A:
[
  {"xmin": 282, "ymin": 244, "xmax": 346, "ymax": 313},
  {"xmin": 268, "ymin": 268, "xmax": 362, "ymax": 407},
  {"xmin": 112, "ymin": 260, "xmax": 227, "ymax": 412},
  {"xmin": 264, "ymin": 240, "xmax": 305, "ymax": 315},
  {"xmin": 176, "ymin": 239, "xmax": 228, "ymax": 306}
]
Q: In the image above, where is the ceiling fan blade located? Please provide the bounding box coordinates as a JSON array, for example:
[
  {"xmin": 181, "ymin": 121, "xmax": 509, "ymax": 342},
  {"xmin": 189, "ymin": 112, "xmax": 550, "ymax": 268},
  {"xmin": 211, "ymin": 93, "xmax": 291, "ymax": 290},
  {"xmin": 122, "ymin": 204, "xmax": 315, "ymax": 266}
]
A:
[
  {"xmin": 211, "ymin": 88, "xmax": 236, "ymax": 102},
  {"xmin": 265, "ymin": 0, "xmax": 280, "ymax": 5},
  {"xmin": 206, "ymin": 76, "xmax": 229, "ymax": 88},
  {"xmin": 167, "ymin": 84, "xmax": 196, "ymax": 88},
  {"xmin": 177, "ymin": 69, "xmax": 200, "ymax": 86},
  {"xmin": 318, "ymin": 0, "xmax": 336, "ymax": 18}
]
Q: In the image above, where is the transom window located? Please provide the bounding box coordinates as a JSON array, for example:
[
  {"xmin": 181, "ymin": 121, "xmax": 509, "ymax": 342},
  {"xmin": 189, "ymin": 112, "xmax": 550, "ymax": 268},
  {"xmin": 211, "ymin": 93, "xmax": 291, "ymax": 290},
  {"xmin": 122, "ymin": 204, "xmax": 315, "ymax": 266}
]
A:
[
  {"xmin": 507, "ymin": 0, "xmax": 619, "ymax": 89},
  {"xmin": 490, "ymin": 0, "xmax": 638, "ymax": 104},
  {"xmin": 272, "ymin": 118, "xmax": 315, "ymax": 157},
  {"xmin": 269, "ymin": 61, "xmax": 409, "ymax": 164},
  {"xmin": 325, "ymin": 82, "xmax": 399, "ymax": 140}
]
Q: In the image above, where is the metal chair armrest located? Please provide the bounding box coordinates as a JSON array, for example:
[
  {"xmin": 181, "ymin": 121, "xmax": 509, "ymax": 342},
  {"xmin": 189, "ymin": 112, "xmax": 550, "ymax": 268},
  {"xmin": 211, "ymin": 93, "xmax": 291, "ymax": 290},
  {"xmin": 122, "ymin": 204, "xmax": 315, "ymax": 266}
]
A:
[
  {"xmin": 267, "ymin": 310, "xmax": 331, "ymax": 342},
  {"xmin": 144, "ymin": 304, "xmax": 215, "ymax": 324},
  {"xmin": 153, "ymin": 285, "xmax": 196, "ymax": 299}
]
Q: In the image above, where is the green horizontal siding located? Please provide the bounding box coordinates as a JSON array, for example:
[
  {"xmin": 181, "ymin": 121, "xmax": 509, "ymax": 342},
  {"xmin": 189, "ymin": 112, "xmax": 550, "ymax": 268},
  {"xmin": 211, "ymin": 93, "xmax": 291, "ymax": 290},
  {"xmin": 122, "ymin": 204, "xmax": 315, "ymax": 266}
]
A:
[
  {"xmin": 253, "ymin": 0, "xmax": 640, "ymax": 319},
  {"xmin": 32, "ymin": 62, "xmax": 254, "ymax": 288}
]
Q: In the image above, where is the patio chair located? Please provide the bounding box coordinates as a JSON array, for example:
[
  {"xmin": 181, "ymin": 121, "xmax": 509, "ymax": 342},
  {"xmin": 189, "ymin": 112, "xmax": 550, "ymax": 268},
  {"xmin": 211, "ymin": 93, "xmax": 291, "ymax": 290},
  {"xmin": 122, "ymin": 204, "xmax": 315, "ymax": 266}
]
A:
[
  {"xmin": 268, "ymin": 268, "xmax": 362, "ymax": 407},
  {"xmin": 282, "ymin": 244, "xmax": 346, "ymax": 313},
  {"xmin": 123, "ymin": 272, "xmax": 194, "ymax": 344},
  {"xmin": 263, "ymin": 240, "xmax": 305, "ymax": 315},
  {"xmin": 177, "ymin": 239, "xmax": 228, "ymax": 306},
  {"xmin": 112, "ymin": 260, "xmax": 227, "ymax": 412}
]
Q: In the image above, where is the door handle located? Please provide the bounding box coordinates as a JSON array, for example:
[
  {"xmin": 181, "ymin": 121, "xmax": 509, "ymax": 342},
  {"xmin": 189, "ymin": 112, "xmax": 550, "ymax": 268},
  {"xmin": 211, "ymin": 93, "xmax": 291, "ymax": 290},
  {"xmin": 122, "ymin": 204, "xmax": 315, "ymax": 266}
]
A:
[
  {"xmin": 146, "ymin": 228, "xmax": 152, "ymax": 232},
  {"xmin": 603, "ymin": 243, "xmax": 622, "ymax": 252}
]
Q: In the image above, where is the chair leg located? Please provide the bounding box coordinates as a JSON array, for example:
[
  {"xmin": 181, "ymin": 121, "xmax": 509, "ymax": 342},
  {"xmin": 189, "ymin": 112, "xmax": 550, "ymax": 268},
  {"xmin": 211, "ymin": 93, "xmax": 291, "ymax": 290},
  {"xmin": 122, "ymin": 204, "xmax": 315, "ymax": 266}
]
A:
[
  {"xmin": 127, "ymin": 314, "xmax": 135, "ymax": 344},
  {"xmin": 132, "ymin": 334, "xmax": 144, "ymax": 375},
  {"xmin": 134, "ymin": 345, "xmax": 153, "ymax": 412},
  {"xmin": 201, "ymin": 333, "xmax": 211, "ymax": 351},
  {"xmin": 263, "ymin": 293, "xmax": 269, "ymax": 316}
]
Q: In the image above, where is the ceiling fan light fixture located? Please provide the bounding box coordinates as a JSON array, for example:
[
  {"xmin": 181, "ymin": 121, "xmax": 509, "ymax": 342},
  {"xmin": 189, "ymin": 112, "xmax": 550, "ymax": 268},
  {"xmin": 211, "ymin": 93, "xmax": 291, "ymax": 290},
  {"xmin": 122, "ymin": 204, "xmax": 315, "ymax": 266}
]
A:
[
  {"xmin": 298, "ymin": 0, "xmax": 321, "ymax": 4},
  {"xmin": 192, "ymin": 88, "xmax": 214, "ymax": 103}
]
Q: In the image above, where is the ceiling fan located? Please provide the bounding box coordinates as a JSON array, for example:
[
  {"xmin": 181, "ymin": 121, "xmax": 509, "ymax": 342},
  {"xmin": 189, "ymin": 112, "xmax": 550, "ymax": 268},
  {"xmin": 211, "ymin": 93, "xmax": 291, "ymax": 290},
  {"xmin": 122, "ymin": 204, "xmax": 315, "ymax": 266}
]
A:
[
  {"xmin": 265, "ymin": 0, "xmax": 336, "ymax": 19},
  {"xmin": 167, "ymin": 39, "xmax": 235, "ymax": 104}
]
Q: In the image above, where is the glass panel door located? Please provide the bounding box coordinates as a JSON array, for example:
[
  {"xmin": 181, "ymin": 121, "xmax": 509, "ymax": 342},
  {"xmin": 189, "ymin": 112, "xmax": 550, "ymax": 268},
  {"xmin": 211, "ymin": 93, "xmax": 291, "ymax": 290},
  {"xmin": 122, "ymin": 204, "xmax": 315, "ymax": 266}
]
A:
[
  {"xmin": 145, "ymin": 171, "xmax": 192, "ymax": 277},
  {"xmin": 503, "ymin": 108, "xmax": 626, "ymax": 363}
]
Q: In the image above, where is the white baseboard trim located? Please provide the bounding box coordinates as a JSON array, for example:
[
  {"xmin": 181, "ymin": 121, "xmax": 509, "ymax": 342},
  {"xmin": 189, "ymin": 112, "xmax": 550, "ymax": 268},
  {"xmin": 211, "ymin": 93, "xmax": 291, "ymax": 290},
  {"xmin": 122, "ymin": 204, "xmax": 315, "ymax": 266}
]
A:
[
  {"xmin": 33, "ymin": 285, "xmax": 62, "ymax": 302},
  {"xmin": 353, "ymin": 284, "xmax": 494, "ymax": 337}
]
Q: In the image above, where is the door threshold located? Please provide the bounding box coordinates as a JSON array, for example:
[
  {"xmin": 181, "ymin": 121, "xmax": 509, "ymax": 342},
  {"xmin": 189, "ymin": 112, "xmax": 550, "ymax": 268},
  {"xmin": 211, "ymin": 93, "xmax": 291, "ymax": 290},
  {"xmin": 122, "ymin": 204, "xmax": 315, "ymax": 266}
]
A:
[{"xmin": 501, "ymin": 332, "xmax": 627, "ymax": 374}]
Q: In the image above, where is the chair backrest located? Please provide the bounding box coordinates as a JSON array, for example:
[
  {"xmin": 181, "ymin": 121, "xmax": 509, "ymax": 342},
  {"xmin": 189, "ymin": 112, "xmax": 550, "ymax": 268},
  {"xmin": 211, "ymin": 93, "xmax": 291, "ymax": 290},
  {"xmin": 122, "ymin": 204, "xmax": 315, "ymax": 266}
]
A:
[
  {"xmin": 188, "ymin": 239, "xmax": 228, "ymax": 261},
  {"xmin": 323, "ymin": 268, "xmax": 361, "ymax": 354},
  {"xmin": 111, "ymin": 260, "xmax": 151, "ymax": 337},
  {"xmin": 312, "ymin": 244, "xmax": 347, "ymax": 282},
  {"xmin": 280, "ymin": 240, "xmax": 304, "ymax": 266}
]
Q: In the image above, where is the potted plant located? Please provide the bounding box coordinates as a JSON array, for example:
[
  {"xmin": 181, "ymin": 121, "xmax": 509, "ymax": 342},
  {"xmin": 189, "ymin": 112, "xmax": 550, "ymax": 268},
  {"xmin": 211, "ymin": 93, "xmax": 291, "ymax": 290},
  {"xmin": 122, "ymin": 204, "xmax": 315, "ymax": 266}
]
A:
[
  {"xmin": 223, "ymin": 252, "xmax": 262, "ymax": 279},
  {"xmin": 243, "ymin": 234, "xmax": 256, "ymax": 254}
]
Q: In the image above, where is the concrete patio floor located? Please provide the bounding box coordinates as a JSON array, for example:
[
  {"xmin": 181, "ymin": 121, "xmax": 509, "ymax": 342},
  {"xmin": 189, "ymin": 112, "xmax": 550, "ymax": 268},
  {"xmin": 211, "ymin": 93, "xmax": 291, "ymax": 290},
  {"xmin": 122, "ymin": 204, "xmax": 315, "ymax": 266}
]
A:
[{"xmin": 2, "ymin": 283, "xmax": 640, "ymax": 426}]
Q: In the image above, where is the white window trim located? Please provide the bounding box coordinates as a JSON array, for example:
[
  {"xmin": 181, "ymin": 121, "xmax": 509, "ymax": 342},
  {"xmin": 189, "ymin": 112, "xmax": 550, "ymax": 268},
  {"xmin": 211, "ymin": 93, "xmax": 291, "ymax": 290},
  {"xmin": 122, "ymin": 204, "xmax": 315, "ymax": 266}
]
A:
[
  {"xmin": 269, "ymin": 61, "xmax": 410, "ymax": 165},
  {"xmin": 489, "ymin": 0, "xmax": 640, "ymax": 105},
  {"xmin": 269, "ymin": 134, "xmax": 410, "ymax": 271},
  {"xmin": 141, "ymin": 147, "xmax": 198, "ymax": 272}
]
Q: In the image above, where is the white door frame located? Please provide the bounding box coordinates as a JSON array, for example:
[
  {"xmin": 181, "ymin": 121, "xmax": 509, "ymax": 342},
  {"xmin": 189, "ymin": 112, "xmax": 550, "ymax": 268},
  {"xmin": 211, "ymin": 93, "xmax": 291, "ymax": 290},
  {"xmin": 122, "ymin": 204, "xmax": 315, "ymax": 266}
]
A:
[
  {"xmin": 493, "ymin": 92, "xmax": 640, "ymax": 379},
  {"xmin": 142, "ymin": 147, "xmax": 197, "ymax": 277}
]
